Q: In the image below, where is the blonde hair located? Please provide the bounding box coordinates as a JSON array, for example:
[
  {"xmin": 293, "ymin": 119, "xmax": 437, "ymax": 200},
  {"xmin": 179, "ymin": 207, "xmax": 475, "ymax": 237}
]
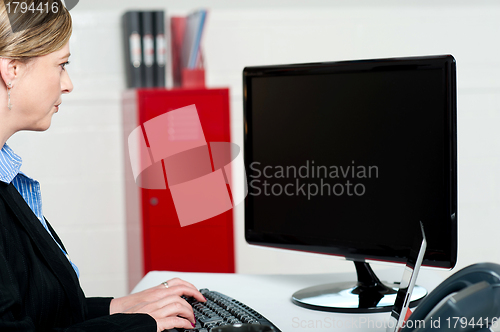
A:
[{"xmin": 0, "ymin": 0, "xmax": 72, "ymax": 63}]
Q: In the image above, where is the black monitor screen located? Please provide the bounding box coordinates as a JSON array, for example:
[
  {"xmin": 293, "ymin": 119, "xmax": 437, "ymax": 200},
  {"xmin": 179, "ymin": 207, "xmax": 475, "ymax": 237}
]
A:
[{"xmin": 243, "ymin": 55, "xmax": 457, "ymax": 268}]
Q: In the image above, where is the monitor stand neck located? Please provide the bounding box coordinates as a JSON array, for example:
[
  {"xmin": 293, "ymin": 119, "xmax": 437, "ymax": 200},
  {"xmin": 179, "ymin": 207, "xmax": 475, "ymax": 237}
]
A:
[
  {"xmin": 291, "ymin": 261, "xmax": 426, "ymax": 313},
  {"xmin": 353, "ymin": 261, "xmax": 395, "ymax": 308}
]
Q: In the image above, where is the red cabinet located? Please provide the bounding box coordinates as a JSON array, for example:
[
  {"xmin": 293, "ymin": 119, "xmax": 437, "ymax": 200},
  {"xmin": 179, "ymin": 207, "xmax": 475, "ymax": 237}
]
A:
[{"xmin": 122, "ymin": 88, "xmax": 234, "ymax": 291}]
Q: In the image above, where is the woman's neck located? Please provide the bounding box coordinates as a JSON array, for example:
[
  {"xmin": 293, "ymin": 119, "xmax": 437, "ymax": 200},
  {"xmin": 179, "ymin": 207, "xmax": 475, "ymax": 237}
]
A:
[{"xmin": 0, "ymin": 119, "xmax": 15, "ymax": 149}]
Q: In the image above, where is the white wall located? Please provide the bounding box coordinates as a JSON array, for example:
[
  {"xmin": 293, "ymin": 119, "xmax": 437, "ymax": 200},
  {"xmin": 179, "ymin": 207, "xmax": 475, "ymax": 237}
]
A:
[{"xmin": 8, "ymin": 0, "xmax": 500, "ymax": 297}]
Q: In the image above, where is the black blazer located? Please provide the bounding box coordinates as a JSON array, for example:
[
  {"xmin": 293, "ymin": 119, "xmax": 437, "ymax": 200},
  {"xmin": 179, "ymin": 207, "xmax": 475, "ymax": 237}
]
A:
[{"xmin": 0, "ymin": 181, "xmax": 156, "ymax": 331}]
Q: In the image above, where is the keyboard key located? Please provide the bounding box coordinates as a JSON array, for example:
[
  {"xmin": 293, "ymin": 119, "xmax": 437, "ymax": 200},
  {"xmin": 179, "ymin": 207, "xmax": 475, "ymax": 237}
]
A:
[{"xmin": 198, "ymin": 316, "xmax": 223, "ymax": 325}]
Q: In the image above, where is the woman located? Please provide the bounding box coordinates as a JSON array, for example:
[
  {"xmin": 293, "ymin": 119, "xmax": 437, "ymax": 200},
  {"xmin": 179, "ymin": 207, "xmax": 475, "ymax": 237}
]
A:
[{"xmin": 0, "ymin": 1, "xmax": 205, "ymax": 331}]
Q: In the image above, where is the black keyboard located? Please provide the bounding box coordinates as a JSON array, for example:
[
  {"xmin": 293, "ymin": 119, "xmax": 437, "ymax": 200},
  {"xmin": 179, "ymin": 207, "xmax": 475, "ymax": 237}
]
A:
[{"xmin": 170, "ymin": 288, "xmax": 281, "ymax": 332}]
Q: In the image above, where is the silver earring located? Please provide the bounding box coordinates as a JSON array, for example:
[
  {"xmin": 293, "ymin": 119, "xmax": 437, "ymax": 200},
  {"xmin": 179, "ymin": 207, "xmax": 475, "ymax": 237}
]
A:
[{"xmin": 7, "ymin": 82, "xmax": 12, "ymax": 110}]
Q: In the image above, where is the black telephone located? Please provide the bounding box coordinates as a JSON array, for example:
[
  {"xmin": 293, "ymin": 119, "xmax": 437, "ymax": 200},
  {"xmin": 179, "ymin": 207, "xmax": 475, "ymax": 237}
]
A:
[{"xmin": 401, "ymin": 262, "xmax": 500, "ymax": 332}]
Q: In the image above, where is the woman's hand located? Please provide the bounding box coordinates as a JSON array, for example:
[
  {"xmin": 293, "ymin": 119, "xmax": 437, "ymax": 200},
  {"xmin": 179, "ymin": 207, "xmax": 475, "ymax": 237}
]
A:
[
  {"xmin": 110, "ymin": 278, "xmax": 206, "ymax": 331},
  {"xmin": 121, "ymin": 294, "xmax": 197, "ymax": 331}
]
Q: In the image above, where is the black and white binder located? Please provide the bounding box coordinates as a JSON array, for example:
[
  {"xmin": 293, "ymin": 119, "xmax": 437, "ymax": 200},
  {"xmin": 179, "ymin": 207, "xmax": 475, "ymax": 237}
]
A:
[
  {"xmin": 141, "ymin": 11, "xmax": 155, "ymax": 88},
  {"xmin": 122, "ymin": 11, "xmax": 143, "ymax": 88},
  {"xmin": 153, "ymin": 10, "xmax": 166, "ymax": 88}
]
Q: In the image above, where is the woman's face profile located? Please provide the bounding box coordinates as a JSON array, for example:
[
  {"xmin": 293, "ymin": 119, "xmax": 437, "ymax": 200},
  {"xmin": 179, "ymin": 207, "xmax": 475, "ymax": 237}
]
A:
[{"xmin": 12, "ymin": 41, "xmax": 73, "ymax": 131}]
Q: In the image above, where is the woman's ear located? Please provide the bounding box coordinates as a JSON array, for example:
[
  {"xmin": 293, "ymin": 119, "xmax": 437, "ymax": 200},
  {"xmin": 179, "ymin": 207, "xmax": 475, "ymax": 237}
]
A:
[{"xmin": 0, "ymin": 58, "xmax": 19, "ymax": 88}]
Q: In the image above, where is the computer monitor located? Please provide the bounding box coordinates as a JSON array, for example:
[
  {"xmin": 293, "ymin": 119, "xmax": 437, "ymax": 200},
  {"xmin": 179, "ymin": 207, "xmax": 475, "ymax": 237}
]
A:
[{"xmin": 243, "ymin": 55, "xmax": 457, "ymax": 313}]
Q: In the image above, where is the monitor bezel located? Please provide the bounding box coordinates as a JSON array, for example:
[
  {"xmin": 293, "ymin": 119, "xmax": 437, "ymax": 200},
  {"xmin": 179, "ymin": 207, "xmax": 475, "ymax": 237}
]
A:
[{"xmin": 243, "ymin": 55, "xmax": 457, "ymax": 269}]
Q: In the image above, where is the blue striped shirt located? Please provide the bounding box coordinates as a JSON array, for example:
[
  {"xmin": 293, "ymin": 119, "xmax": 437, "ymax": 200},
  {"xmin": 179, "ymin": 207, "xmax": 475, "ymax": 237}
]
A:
[{"xmin": 0, "ymin": 143, "xmax": 79, "ymax": 278}]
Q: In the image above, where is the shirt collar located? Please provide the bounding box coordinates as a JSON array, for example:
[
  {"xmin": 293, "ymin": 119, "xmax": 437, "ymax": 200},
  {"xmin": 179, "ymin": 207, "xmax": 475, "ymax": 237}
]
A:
[{"xmin": 0, "ymin": 143, "xmax": 23, "ymax": 184}]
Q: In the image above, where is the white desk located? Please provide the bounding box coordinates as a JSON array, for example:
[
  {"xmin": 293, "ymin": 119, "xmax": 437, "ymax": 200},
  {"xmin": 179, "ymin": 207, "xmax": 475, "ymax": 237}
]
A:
[{"xmin": 133, "ymin": 269, "xmax": 443, "ymax": 331}]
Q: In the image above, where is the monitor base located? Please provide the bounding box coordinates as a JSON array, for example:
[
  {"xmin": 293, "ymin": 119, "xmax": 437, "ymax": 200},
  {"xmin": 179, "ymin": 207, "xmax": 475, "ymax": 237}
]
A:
[{"xmin": 291, "ymin": 262, "xmax": 427, "ymax": 313}]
